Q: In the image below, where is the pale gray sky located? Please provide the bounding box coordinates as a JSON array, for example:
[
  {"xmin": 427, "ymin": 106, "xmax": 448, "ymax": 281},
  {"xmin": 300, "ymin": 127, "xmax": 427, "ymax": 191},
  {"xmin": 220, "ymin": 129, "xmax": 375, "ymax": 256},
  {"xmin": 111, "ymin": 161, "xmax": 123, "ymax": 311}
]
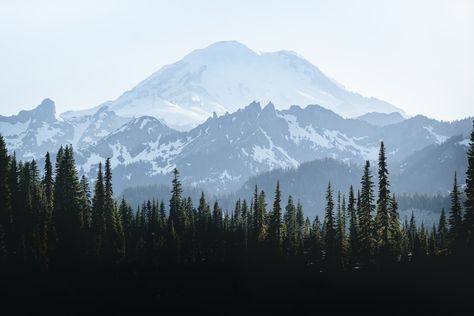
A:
[{"xmin": 1, "ymin": 0, "xmax": 473, "ymax": 120}]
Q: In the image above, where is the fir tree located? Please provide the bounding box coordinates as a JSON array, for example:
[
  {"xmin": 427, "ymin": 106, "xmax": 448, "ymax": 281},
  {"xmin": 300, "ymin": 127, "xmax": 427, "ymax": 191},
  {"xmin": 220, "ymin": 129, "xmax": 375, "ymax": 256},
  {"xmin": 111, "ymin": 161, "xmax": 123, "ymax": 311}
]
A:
[
  {"xmin": 358, "ymin": 160, "xmax": 375, "ymax": 265},
  {"xmin": 296, "ymin": 201, "xmax": 305, "ymax": 255},
  {"xmin": 268, "ymin": 181, "xmax": 282, "ymax": 254},
  {"xmin": 448, "ymin": 172, "xmax": 463, "ymax": 254},
  {"xmin": 347, "ymin": 185, "xmax": 359, "ymax": 266},
  {"xmin": 283, "ymin": 195, "xmax": 297, "ymax": 256},
  {"xmin": 169, "ymin": 168, "xmax": 185, "ymax": 236},
  {"xmin": 375, "ymin": 142, "xmax": 391, "ymax": 261},
  {"xmin": 437, "ymin": 208, "xmax": 448, "ymax": 251},
  {"xmin": 255, "ymin": 190, "xmax": 267, "ymax": 244},
  {"xmin": 323, "ymin": 182, "xmax": 336, "ymax": 267},
  {"xmin": 91, "ymin": 162, "xmax": 105, "ymax": 256},
  {"xmin": 310, "ymin": 216, "xmax": 323, "ymax": 262},
  {"xmin": 428, "ymin": 224, "xmax": 438, "ymax": 256},
  {"xmin": 388, "ymin": 194, "xmax": 402, "ymax": 261},
  {"xmin": 408, "ymin": 211, "xmax": 417, "ymax": 256}
]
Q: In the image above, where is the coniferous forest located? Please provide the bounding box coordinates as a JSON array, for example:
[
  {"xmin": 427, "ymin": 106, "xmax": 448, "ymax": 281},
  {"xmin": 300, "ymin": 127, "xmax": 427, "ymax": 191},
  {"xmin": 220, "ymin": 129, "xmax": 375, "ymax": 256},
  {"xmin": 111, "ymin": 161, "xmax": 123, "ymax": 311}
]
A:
[{"xmin": 1, "ymin": 121, "xmax": 474, "ymax": 313}]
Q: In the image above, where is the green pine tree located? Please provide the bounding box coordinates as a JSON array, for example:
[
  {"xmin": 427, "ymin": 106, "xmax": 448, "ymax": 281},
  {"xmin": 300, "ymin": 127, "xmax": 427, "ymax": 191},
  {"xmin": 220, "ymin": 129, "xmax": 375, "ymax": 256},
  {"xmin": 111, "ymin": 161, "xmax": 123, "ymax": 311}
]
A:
[
  {"xmin": 437, "ymin": 208, "xmax": 448, "ymax": 252},
  {"xmin": 448, "ymin": 172, "xmax": 463, "ymax": 255},
  {"xmin": 375, "ymin": 142, "xmax": 391, "ymax": 261},
  {"xmin": 323, "ymin": 182, "xmax": 337, "ymax": 267},
  {"xmin": 358, "ymin": 160, "xmax": 375, "ymax": 266},
  {"xmin": 268, "ymin": 181, "xmax": 282, "ymax": 254},
  {"xmin": 347, "ymin": 185, "xmax": 359, "ymax": 267}
]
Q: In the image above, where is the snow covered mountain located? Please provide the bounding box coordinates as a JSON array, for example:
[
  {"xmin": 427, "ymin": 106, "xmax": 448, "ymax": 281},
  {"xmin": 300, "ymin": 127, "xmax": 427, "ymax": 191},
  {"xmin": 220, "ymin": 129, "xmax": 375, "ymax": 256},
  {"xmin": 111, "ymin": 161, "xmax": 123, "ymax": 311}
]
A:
[
  {"xmin": 61, "ymin": 41, "xmax": 403, "ymax": 130},
  {"xmin": 0, "ymin": 99, "xmax": 130, "ymax": 159},
  {"xmin": 1, "ymin": 99, "xmax": 471, "ymax": 194},
  {"xmin": 73, "ymin": 102, "xmax": 470, "ymax": 194}
]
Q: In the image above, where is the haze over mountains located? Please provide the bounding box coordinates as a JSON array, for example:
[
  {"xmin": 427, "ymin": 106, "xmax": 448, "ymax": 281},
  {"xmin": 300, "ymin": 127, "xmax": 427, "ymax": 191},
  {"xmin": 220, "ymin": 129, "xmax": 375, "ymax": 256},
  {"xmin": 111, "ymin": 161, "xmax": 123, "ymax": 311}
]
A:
[{"xmin": 0, "ymin": 41, "xmax": 472, "ymax": 216}]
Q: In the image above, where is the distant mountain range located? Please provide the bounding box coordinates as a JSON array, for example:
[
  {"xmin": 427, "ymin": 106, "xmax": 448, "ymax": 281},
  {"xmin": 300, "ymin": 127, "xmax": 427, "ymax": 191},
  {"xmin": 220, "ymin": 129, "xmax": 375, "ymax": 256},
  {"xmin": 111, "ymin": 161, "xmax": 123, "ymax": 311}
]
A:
[
  {"xmin": 60, "ymin": 41, "xmax": 403, "ymax": 130},
  {"xmin": 1, "ymin": 98, "xmax": 471, "ymax": 196}
]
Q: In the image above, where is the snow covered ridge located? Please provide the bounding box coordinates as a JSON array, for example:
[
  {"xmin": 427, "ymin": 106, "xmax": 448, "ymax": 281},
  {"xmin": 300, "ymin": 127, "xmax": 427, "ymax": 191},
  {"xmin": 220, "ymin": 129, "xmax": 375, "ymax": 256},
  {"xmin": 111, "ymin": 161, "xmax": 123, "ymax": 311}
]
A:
[
  {"xmin": 60, "ymin": 41, "xmax": 404, "ymax": 130},
  {"xmin": 1, "ymin": 98, "xmax": 472, "ymax": 194}
]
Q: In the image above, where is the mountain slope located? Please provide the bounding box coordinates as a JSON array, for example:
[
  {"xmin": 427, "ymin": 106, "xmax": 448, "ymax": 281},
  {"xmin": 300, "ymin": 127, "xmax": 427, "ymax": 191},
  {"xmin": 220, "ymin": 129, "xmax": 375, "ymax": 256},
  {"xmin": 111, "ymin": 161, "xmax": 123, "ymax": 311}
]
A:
[
  {"xmin": 61, "ymin": 41, "xmax": 403, "ymax": 130},
  {"xmin": 0, "ymin": 99, "xmax": 131, "ymax": 160},
  {"xmin": 356, "ymin": 112, "xmax": 405, "ymax": 126},
  {"xmin": 73, "ymin": 102, "xmax": 470, "ymax": 194}
]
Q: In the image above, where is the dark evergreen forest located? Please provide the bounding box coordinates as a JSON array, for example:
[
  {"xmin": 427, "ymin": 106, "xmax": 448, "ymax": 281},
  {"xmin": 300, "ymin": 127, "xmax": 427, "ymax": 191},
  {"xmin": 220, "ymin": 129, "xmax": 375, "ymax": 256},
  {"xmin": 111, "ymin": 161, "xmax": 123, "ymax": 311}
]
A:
[{"xmin": 1, "ymin": 121, "xmax": 474, "ymax": 313}]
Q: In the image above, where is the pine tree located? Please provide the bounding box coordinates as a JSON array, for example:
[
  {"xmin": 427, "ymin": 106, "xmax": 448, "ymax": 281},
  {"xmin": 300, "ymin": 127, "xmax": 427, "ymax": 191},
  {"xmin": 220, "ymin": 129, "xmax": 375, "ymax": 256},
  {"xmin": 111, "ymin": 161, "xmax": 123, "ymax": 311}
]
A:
[
  {"xmin": 335, "ymin": 192, "xmax": 347, "ymax": 269},
  {"xmin": 197, "ymin": 192, "xmax": 211, "ymax": 259},
  {"xmin": 463, "ymin": 120, "xmax": 474, "ymax": 250},
  {"xmin": 358, "ymin": 160, "xmax": 375, "ymax": 265},
  {"xmin": 448, "ymin": 172, "xmax": 463, "ymax": 254},
  {"xmin": 91, "ymin": 162, "xmax": 105, "ymax": 256},
  {"xmin": 375, "ymin": 142, "xmax": 391, "ymax": 261},
  {"xmin": 255, "ymin": 190, "xmax": 267, "ymax": 244},
  {"xmin": 268, "ymin": 181, "xmax": 282, "ymax": 254},
  {"xmin": 388, "ymin": 194, "xmax": 402, "ymax": 261},
  {"xmin": 52, "ymin": 146, "xmax": 85, "ymax": 257},
  {"xmin": 103, "ymin": 158, "xmax": 123, "ymax": 258},
  {"xmin": 437, "ymin": 208, "xmax": 448, "ymax": 252},
  {"xmin": 119, "ymin": 197, "xmax": 133, "ymax": 254},
  {"xmin": 296, "ymin": 201, "xmax": 305, "ymax": 255},
  {"xmin": 323, "ymin": 182, "xmax": 336, "ymax": 267},
  {"xmin": 428, "ymin": 224, "xmax": 438, "ymax": 256},
  {"xmin": 347, "ymin": 185, "xmax": 359, "ymax": 267},
  {"xmin": 43, "ymin": 152, "xmax": 54, "ymax": 213},
  {"xmin": 310, "ymin": 216, "xmax": 323, "ymax": 262},
  {"xmin": 283, "ymin": 195, "xmax": 297, "ymax": 256},
  {"xmin": 169, "ymin": 168, "xmax": 185, "ymax": 236},
  {"xmin": 408, "ymin": 211, "xmax": 417, "ymax": 257}
]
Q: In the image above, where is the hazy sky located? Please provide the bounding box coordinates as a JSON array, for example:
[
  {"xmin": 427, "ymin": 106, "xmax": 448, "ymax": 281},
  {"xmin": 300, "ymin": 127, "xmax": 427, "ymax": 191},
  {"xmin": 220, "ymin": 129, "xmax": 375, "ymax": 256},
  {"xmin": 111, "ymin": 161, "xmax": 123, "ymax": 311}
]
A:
[{"xmin": 1, "ymin": 0, "xmax": 473, "ymax": 121}]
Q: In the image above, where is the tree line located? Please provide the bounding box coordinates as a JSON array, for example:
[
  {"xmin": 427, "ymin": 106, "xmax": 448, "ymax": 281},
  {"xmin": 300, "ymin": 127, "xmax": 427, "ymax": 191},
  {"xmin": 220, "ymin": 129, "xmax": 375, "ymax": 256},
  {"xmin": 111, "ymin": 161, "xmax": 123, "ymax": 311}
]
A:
[{"xmin": 1, "ymin": 121, "xmax": 474, "ymax": 271}]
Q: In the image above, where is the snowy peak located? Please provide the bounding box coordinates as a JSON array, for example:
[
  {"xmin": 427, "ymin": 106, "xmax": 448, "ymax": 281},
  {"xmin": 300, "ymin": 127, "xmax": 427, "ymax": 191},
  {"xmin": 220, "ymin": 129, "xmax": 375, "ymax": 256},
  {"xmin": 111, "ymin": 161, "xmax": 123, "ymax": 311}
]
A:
[
  {"xmin": 184, "ymin": 41, "xmax": 259, "ymax": 63},
  {"xmin": 61, "ymin": 41, "xmax": 404, "ymax": 130}
]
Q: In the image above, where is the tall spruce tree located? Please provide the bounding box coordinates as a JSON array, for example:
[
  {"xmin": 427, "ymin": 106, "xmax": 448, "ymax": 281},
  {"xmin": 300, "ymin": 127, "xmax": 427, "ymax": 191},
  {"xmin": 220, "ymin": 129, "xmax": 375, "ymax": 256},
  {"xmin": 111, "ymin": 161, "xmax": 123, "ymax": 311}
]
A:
[
  {"xmin": 347, "ymin": 185, "xmax": 359, "ymax": 266},
  {"xmin": 448, "ymin": 172, "xmax": 463, "ymax": 254},
  {"xmin": 268, "ymin": 181, "xmax": 282, "ymax": 254},
  {"xmin": 283, "ymin": 195, "xmax": 297, "ymax": 256},
  {"xmin": 437, "ymin": 208, "xmax": 448, "ymax": 251},
  {"xmin": 375, "ymin": 142, "xmax": 391, "ymax": 261},
  {"xmin": 103, "ymin": 158, "xmax": 124, "ymax": 258},
  {"xmin": 255, "ymin": 190, "xmax": 267, "ymax": 244},
  {"xmin": 296, "ymin": 201, "xmax": 305, "ymax": 254},
  {"xmin": 91, "ymin": 162, "xmax": 105, "ymax": 256},
  {"xmin": 169, "ymin": 168, "xmax": 185, "ymax": 236},
  {"xmin": 335, "ymin": 193, "xmax": 347, "ymax": 269},
  {"xmin": 323, "ymin": 182, "xmax": 336, "ymax": 267},
  {"xmin": 358, "ymin": 160, "xmax": 375, "ymax": 265}
]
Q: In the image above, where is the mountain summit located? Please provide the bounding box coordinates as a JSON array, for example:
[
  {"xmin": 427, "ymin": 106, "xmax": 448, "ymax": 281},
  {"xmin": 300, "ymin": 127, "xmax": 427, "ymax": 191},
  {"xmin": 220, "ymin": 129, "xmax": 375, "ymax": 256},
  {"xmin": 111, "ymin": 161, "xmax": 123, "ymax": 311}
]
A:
[{"xmin": 61, "ymin": 41, "xmax": 403, "ymax": 130}]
